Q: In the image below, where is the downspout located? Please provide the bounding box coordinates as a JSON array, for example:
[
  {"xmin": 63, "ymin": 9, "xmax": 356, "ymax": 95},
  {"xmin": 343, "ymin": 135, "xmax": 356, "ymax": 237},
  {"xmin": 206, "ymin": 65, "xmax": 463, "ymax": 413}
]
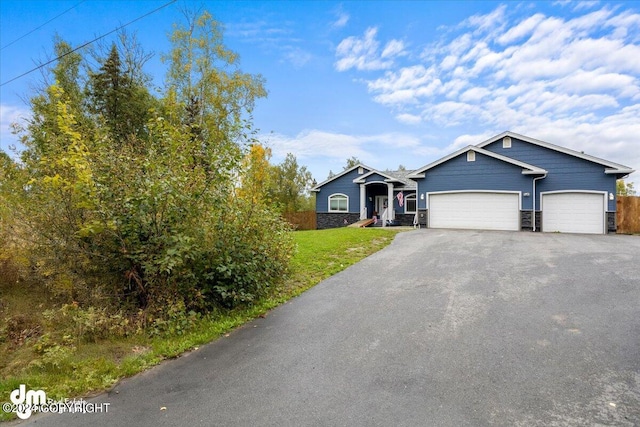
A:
[{"xmin": 532, "ymin": 174, "xmax": 547, "ymax": 232}]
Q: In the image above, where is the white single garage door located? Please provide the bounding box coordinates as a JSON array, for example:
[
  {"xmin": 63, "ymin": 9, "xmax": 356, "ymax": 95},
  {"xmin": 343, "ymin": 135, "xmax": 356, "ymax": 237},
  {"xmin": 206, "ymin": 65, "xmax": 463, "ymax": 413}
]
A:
[
  {"xmin": 542, "ymin": 192, "xmax": 605, "ymax": 234},
  {"xmin": 428, "ymin": 192, "xmax": 520, "ymax": 231}
]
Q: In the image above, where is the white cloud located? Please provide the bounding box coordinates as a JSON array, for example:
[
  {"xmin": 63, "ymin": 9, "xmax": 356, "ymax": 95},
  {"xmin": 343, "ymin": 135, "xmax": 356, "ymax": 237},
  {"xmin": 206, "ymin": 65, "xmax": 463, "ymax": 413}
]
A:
[
  {"xmin": 497, "ymin": 13, "xmax": 546, "ymax": 45},
  {"xmin": 464, "ymin": 4, "xmax": 507, "ymax": 36},
  {"xmin": 282, "ymin": 47, "xmax": 312, "ymax": 68},
  {"xmin": 395, "ymin": 113, "xmax": 422, "ymax": 125},
  {"xmin": 572, "ymin": 1, "xmax": 601, "ymax": 12},
  {"xmin": 335, "ymin": 27, "xmax": 404, "ymax": 71},
  {"xmin": 450, "ymin": 132, "xmax": 495, "ymax": 150},
  {"xmin": 381, "ymin": 39, "xmax": 406, "ymax": 58},
  {"xmin": 264, "ymin": 129, "xmax": 367, "ymax": 161},
  {"xmin": 333, "ymin": 11, "xmax": 350, "ymax": 28},
  {"xmin": 367, "ymin": 65, "xmax": 441, "ymax": 105},
  {"xmin": 553, "ymin": 70, "xmax": 639, "ymax": 97},
  {"xmin": 227, "ymin": 19, "xmax": 312, "ymax": 68},
  {"xmin": 261, "ymin": 129, "xmax": 425, "ymax": 177},
  {"xmin": 0, "ymin": 104, "xmax": 29, "ymax": 152},
  {"xmin": 459, "ymin": 87, "xmax": 491, "ymax": 103}
]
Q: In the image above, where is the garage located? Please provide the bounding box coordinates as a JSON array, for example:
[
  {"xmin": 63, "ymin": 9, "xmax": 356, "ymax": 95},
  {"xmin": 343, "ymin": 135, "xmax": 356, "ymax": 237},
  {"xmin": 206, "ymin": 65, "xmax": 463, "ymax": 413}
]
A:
[
  {"xmin": 542, "ymin": 192, "xmax": 606, "ymax": 234},
  {"xmin": 428, "ymin": 191, "xmax": 520, "ymax": 231}
]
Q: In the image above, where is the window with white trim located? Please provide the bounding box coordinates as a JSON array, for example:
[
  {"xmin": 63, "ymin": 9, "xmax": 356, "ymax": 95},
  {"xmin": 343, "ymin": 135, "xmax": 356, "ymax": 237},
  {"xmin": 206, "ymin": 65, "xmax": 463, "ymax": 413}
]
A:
[
  {"xmin": 328, "ymin": 193, "xmax": 348, "ymax": 212},
  {"xmin": 404, "ymin": 194, "xmax": 417, "ymax": 213}
]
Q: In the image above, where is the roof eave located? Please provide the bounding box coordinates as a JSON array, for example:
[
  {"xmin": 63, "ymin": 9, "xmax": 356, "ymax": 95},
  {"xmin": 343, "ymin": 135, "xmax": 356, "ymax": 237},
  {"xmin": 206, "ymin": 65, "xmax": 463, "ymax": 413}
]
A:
[
  {"xmin": 522, "ymin": 169, "xmax": 548, "ymax": 175},
  {"xmin": 605, "ymin": 168, "xmax": 635, "ymax": 175},
  {"xmin": 313, "ymin": 163, "xmax": 374, "ymax": 189}
]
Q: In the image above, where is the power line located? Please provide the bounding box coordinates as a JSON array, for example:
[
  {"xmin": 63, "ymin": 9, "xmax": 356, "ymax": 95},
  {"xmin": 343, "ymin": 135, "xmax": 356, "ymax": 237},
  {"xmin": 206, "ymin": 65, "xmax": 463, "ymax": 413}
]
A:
[
  {"xmin": 1, "ymin": 1, "xmax": 87, "ymax": 51},
  {"xmin": 0, "ymin": 0, "xmax": 177, "ymax": 88}
]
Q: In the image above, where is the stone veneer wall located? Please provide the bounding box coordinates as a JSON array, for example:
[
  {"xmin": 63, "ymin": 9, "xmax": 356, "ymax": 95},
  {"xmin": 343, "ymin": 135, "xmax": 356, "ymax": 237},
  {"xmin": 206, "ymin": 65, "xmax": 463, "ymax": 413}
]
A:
[
  {"xmin": 393, "ymin": 213, "xmax": 416, "ymax": 226},
  {"xmin": 520, "ymin": 211, "xmax": 542, "ymax": 231},
  {"xmin": 316, "ymin": 213, "xmax": 361, "ymax": 230},
  {"xmin": 607, "ymin": 211, "xmax": 616, "ymax": 233},
  {"xmin": 341, "ymin": 209, "xmax": 615, "ymax": 233},
  {"xmin": 417, "ymin": 209, "xmax": 428, "ymax": 227}
]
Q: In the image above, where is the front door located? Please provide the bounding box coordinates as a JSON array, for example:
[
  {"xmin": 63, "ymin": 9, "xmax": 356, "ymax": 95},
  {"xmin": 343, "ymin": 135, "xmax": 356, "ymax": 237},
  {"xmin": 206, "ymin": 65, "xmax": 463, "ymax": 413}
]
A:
[{"xmin": 375, "ymin": 195, "xmax": 388, "ymax": 217}]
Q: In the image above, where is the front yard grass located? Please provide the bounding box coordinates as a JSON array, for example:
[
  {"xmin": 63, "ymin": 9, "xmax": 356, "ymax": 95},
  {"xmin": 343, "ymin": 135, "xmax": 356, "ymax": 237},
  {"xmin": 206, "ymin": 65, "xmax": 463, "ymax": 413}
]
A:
[{"xmin": 0, "ymin": 227, "xmax": 402, "ymax": 421}]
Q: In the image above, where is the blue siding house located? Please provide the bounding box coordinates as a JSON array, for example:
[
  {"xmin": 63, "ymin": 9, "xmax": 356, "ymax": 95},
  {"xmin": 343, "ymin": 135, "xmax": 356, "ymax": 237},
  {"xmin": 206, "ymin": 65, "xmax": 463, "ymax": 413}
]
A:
[{"xmin": 313, "ymin": 131, "xmax": 634, "ymax": 234}]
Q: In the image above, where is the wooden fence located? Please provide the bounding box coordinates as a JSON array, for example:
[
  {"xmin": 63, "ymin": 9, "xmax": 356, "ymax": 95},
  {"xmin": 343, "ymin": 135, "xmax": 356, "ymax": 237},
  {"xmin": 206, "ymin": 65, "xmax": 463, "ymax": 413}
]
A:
[
  {"xmin": 282, "ymin": 210, "xmax": 316, "ymax": 230},
  {"xmin": 617, "ymin": 196, "xmax": 640, "ymax": 234}
]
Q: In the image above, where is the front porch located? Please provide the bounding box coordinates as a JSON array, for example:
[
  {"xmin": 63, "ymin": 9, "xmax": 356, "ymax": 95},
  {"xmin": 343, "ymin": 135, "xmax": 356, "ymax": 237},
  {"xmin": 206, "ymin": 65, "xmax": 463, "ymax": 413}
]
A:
[{"xmin": 357, "ymin": 182, "xmax": 417, "ymax": 227}]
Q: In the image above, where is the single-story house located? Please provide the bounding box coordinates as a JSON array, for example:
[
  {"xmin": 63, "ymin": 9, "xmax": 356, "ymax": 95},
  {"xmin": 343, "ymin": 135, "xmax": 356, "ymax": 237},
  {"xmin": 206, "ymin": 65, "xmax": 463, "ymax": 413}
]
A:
[{"xmin": 312, "ymin": 131, "xmax": 635, "ymax": 234}]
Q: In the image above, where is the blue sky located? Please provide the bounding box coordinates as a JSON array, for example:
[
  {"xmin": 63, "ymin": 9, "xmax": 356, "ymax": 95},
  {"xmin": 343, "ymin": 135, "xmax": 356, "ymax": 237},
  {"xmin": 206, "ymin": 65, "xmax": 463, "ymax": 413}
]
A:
[{"xmin": 1, "ymin": 0, "xmax": 638, "ymax": 187}]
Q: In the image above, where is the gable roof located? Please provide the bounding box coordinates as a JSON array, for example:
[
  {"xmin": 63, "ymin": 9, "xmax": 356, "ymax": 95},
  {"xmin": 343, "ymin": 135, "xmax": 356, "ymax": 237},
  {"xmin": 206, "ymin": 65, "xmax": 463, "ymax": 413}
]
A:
[
  {"xmin": 353, "ymin": 169, "xmax": 417, "ymax": 190},
  {"xmin": 407, "ymin": 145, "xmax": 548, "ymax": 178},
  {"xmin": 476, "ymin": 131, "xmax": 635, "ymax": 176},
  {"xmin": 353, "ymin": 170, "xmax": 403, "ymax": 184},
  {"xmin": 385, "ymin": 169, "xmax": 417, "ymax": 190},
  {"xmin": 310, "ymin": 163, "xmax": 374, "ymax": 192}
]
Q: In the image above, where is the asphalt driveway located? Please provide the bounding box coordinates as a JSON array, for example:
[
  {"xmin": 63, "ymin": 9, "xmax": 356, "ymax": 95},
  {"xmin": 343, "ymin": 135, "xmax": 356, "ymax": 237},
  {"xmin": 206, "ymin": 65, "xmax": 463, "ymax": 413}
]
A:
[{"xmin": 14, "ymin": 230, "xmax": 640, "ymax": 426}]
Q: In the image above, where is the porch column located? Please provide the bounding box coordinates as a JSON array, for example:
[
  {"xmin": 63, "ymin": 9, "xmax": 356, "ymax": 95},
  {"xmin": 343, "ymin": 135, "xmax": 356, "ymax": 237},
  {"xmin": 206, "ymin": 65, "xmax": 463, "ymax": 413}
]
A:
[
  {"xmin": 360, "ymin": 184, "xmax": 366, "ymax": 220},
  {"xmin": 385, "ymin": 183, "xmax": 394, "ymax": 227}
]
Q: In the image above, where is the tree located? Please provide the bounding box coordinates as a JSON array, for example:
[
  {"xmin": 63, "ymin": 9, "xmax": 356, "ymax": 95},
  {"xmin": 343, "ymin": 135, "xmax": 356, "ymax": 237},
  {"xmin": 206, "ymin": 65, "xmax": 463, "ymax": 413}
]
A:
[
  {"xmin": 164, "ymin": 9, "xmax": 267, "ymax": 180},
  {"xmin": 86, "ymin": 42, "xmax": 156, "ymax": 144},
  {"xmin": 23, "ymin": 38, "xmax": 91, "ymax": 161},
  {"xmin": 617, "ymin": 180, "xmax": 636, "ymax": 196},
  {"xmin": 238, "ymin": 143, "xmax": 273, "ymax": 205},
  {"xmin": 344, "ymin": 156, "xmax": 362, "ymax": 170},
  {"xmin": 8, "ymin": 11, "xmax": 293, "ymax": 317},
  {"xmin": 270, "ymin": 153, "xmax": 314, "ymax": 212}
]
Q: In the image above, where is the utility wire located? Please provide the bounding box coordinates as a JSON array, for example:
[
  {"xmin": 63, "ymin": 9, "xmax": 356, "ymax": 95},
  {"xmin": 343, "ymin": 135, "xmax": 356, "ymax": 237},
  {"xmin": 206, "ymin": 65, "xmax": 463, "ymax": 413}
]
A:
[
  {"xmin": 1, "ymin": 1, "xmax": 87, "ymax": 51},
  {"xmin": 0, "ymin": 0, "xmax": 177, "ymax": 88}
]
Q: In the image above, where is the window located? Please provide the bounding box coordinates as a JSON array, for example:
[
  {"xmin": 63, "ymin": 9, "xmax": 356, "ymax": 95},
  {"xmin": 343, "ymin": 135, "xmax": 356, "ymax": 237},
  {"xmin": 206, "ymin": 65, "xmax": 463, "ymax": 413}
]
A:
[
  {"xmin": 328, "ymin": 193, "xmax": 348, "ymax": 212},
  {"xmin": 405, "ymin": 194, "xmax": 417, "ymax": 213},
  {"xmin": 467, "ymin": 151, "xmax": 476, "ymax": 162}
]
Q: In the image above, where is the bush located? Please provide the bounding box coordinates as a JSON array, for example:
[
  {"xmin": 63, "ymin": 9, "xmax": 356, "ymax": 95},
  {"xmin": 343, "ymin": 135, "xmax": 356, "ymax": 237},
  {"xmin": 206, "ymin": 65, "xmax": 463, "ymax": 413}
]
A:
[
  {"xmin": 2, "ymin": 11, "xmax": 294, "ymax": 326},
  {"xmin": 198, "ymin": 201, "xmax": 294, "ymax": 308}
]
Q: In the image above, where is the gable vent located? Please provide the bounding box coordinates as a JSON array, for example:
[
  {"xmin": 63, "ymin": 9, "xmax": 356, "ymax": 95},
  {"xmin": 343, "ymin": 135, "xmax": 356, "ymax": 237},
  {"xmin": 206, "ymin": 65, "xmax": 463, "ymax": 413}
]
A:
[
  {"xmin": 467, "ymin": 151, "xmax": 476, "ymax": 162},
  {"xmin": 503, "ymin": 136, "xmax": 512, "ymax": 148}
]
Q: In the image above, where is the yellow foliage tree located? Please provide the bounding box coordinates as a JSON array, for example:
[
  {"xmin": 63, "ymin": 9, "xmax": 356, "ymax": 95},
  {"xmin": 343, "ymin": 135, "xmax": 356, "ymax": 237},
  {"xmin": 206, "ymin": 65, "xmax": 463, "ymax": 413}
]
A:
[{"xmin": 238, "ymin": 143, "xmax": 273, "ymax": 205}]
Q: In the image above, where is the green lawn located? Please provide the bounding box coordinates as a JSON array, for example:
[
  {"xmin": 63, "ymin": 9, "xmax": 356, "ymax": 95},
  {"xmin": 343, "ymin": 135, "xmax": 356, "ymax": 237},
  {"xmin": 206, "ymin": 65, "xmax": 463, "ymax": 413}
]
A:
[{"xmin": 0, "ymin": 227, "xmax": 402, "ymax": 421}]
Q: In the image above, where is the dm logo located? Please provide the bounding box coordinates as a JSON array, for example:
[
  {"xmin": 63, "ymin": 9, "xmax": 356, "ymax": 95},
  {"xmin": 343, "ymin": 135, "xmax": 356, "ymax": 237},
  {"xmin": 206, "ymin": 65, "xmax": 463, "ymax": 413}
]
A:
[{"xmin": 10, "ymin": 384, "xmax": 47, "ymax": 420}]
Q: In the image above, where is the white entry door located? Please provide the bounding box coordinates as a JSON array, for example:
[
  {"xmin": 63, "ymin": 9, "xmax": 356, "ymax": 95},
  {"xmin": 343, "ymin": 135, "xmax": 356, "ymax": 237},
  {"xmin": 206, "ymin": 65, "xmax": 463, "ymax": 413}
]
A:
[{"xmin": 375, "ymin": 196, "xmax": 388, "ymax": 216}]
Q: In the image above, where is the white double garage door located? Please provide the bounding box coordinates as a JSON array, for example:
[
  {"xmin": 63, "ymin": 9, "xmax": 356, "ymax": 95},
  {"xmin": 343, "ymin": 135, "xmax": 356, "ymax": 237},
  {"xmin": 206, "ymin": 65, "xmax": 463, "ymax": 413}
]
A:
[{"xmin": 428, "ymin": 191, "xmax": 606, "ymax": 234}]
